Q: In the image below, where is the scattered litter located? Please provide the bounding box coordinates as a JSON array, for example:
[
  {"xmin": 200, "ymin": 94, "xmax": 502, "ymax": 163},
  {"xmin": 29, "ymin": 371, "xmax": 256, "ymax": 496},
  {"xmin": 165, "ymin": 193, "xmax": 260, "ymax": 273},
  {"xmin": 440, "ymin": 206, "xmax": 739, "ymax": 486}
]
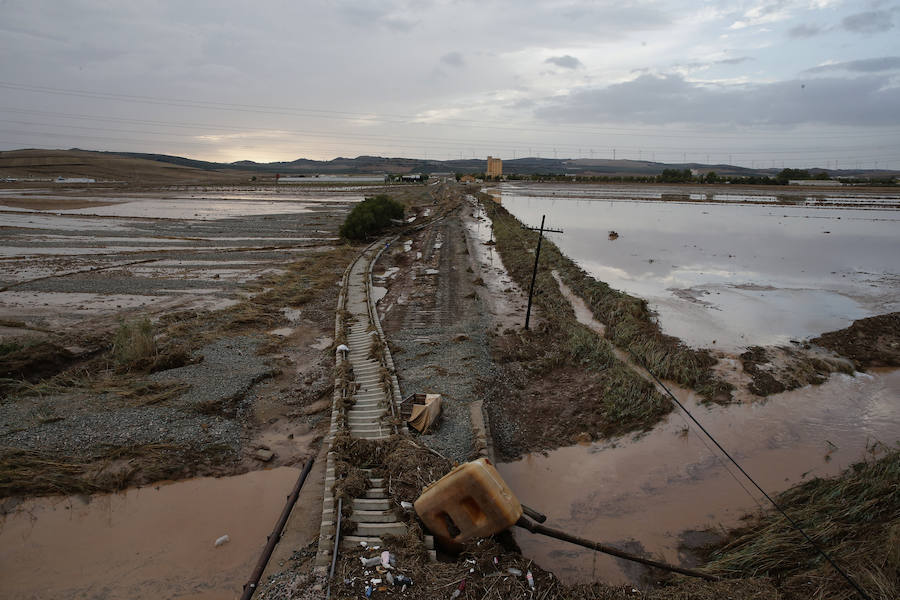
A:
[
  {"xmin": 360, "ymin": 541, "xmax": 368, "ymax": 548},
  {"xmin": 214, "ymin": 534, "xmax": 230, "ymax": 547},
  {"xmin": 400, "ymin": 501, "xmax": 414, "ymax": 511},
  {"xmin": 527, "ymin": 570, "xmax": 535, "ymax": 590},
  {"xmin": 507, "ymin": 567, "xmax": 522, "ymax": 576},
  {"xmin": 361, "ymin": 556, "xmax": 382, "ymax": 567},
  {"xmin": 450, "ymin": 579, "xmax": 466, "ymax": 598},
  {"xmin": 336, "ymin": 344, "xmax": 350, "ymax": 354},
  {"xmin": 380, "ymin": 550, "xmax": 394, "ymax": 569}
]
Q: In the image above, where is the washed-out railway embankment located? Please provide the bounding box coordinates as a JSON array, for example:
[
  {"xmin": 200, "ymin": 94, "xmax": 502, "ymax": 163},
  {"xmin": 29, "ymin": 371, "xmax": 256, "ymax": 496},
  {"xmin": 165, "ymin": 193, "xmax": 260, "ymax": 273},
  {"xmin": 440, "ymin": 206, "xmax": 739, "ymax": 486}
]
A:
[{"xmin": 313, "ymin": 238, "xmax": 416, "ymax": 571}]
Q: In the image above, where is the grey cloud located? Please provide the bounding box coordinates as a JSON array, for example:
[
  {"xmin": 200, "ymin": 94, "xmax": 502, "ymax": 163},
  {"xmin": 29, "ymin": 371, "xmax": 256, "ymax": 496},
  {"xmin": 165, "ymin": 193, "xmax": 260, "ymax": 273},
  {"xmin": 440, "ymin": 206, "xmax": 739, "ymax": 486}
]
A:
[
  {"xmin": 806, "ymin": 56, "xmax": 900, "ymax": 73},
  {"xmin": 788, "ymin": 24, "xmax": 823, "ymax": 38},
  {"xmin": 440, "ymin": 52, "xmax": 465, "ymax": 68},
  {"xmin": 842, "ymin": 10, "xmax": 895, "ymax": 33},
  {"xmin": 545, "ymin": 55, "xmax": 584, "ymax": 69},
  {"xmin": 335, "ymin": 1, "xmax": 418, "ymax": 31},
  {"xmin": 715, "ymin": 57, "xmax": 752, "ymax": 65},
  {"xmin": 533, "ymin": 73, "xmax": 900, "ymax": 127}
]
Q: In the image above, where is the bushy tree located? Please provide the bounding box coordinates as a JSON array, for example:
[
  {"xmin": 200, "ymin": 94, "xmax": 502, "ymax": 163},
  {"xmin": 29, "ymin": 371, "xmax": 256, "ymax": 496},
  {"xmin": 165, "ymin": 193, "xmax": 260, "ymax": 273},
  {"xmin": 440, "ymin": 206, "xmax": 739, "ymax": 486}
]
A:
[
  {"xmin": 658, "ymin": 168, "xmax": 693, "ymax": 183},
  {"xmin": 339, "ymin": 194, "xmax": 405, "ymax": 240},
  {"xmin": 776, "ymin": 168, "xmax": 810, "ymax": 184}
]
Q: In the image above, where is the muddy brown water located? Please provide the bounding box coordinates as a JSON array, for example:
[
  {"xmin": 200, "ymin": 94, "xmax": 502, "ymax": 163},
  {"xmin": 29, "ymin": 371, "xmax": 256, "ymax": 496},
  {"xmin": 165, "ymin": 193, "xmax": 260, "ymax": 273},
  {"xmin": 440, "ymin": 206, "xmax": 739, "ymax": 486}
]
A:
[
  {"xmin": 498, "ymin": 273, "xmax": 900, "ymax": 585},
  {"xmin": 0, "ymin": 467, "xmax": 301, "ymax": 599},
  {"xmin": 498, "ymin": 369, "xmax": 900, "ymax": 585}
]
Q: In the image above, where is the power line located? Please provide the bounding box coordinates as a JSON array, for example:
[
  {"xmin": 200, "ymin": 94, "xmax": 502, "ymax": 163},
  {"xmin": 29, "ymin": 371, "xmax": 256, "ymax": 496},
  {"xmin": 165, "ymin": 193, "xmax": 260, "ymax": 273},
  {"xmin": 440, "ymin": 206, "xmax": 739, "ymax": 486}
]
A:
[
  {"xmin": 2, "ymin": 79, "xmax": 899, "ymax": 143},
  {"xmin": 631, "ymin": 351, "xmax": 873, "ymax": 600}
]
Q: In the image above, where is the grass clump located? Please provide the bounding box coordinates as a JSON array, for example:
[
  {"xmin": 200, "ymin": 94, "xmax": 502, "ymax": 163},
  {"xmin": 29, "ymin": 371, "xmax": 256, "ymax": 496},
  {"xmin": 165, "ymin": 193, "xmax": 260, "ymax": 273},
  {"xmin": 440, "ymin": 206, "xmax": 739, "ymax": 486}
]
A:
[
  {"xmin": 339, "ymin": 194, "xmax": 405, "ymax": 240},
  {"xmin": 706, "ymin": 446, "xmax": 900, "ymax": 599},
  {"xmin": 112, "ymin": 318, "xmax": 156, "ymax": 368}
]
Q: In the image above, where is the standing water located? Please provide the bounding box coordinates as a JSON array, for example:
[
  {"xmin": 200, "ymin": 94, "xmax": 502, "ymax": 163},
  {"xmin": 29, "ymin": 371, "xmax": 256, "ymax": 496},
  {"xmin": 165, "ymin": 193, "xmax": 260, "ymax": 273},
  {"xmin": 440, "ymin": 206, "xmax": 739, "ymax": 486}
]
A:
[
  {"xmin": 0, "ymin": 467, "xmax": 301, "ymax": 599},
  {"xmin": 499, "ymin": 183, "xmax": 900, "ymax": 351},
  {"xmin": 498, "ymin": 369, "xmax": 900, "ymax": 584}
]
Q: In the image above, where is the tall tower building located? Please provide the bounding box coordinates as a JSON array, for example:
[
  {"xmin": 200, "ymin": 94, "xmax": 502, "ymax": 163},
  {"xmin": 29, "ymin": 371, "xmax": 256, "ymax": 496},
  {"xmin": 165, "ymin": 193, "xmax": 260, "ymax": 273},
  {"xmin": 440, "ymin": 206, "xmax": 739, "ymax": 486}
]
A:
[{"xmin": 486, "ymin": 156, "xmax": 503, "ymax": 179}]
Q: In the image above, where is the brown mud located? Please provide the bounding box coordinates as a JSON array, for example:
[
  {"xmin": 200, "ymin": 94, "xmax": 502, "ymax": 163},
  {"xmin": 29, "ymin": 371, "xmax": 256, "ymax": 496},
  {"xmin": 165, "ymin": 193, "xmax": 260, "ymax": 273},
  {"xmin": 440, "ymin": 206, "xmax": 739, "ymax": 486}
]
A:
[{"xmin": 812, "ymin": 311, "xmax": 900, "ymax": 369}]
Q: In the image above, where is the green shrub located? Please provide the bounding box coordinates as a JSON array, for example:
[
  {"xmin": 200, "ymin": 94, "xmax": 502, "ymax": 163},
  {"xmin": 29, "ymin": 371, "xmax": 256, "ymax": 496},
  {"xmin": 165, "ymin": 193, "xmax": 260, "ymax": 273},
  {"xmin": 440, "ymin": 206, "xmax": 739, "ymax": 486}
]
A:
[{"xmin": 339, "ymin": 194, "xmax": 405, "ymax": 240}]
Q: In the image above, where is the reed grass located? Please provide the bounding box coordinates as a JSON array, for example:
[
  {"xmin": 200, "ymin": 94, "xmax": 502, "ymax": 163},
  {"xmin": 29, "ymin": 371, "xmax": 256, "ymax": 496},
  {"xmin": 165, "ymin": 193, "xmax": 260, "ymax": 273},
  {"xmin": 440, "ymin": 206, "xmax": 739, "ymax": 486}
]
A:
[{"xmin": 706, "ymin": 447, "xmax": 899, "ymax": 599}]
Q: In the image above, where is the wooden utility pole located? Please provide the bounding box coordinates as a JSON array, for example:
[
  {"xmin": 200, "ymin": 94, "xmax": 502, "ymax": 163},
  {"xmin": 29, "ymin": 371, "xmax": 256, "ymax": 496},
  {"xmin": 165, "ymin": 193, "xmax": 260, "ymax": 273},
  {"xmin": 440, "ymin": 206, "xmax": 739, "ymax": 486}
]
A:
[{"xmin": 523, "ymin": 214, "xmax": 563, "ymax": 330}]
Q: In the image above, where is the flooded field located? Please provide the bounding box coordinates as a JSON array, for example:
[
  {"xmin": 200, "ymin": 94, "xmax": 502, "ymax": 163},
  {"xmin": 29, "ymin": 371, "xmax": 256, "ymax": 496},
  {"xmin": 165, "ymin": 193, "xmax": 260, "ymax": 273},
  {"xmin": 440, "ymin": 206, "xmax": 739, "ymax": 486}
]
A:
[
  {"xmin": 0, "ymin": 186, "xmax": 358, "ymax": 333},
  {"xmin": 498, "ymin": 368, "xmax": 900, "ymax": 585},
  {"xmin": 0, "ymin": 467, "xmax": 300, "ymax": 599},
  {"xmin": 498, "ymin": 183, "xmax": 900, "ymax": 351}
]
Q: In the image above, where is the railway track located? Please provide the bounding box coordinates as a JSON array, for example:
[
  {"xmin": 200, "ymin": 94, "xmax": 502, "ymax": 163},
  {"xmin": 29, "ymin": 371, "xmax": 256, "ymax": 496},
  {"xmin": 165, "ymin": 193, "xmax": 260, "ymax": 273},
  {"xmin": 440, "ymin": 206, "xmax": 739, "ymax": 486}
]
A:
[{"xmin": 314, "ymin": 239, "xmax": 409, "ymax": 570}]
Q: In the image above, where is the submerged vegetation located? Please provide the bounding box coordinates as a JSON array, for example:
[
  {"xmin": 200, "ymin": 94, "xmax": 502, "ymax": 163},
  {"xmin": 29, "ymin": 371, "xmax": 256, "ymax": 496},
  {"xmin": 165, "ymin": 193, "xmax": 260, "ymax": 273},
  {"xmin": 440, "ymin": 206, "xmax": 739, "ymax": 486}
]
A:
[{"xmin": 707, "ymin": 446, "xmax": 899, "ymax": 600}]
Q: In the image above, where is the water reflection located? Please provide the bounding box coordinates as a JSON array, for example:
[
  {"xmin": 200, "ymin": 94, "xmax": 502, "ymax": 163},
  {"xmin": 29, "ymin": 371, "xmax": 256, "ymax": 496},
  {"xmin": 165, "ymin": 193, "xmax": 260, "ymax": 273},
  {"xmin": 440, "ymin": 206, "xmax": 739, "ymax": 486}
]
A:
[
  {"xmin": 498, "ymin": 369, "xmax": 900, "ymax": 585},
  {"xmin": 500, "ymin": 184, "xmax": 900, "ymax": 350}
]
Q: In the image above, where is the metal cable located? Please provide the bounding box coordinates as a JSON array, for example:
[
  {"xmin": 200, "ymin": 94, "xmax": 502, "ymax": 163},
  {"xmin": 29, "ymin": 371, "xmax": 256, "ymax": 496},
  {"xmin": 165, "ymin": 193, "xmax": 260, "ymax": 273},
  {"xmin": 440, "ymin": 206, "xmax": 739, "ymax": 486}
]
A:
[{"xmin": 630, "ymin": 350, "xmax": 872, "ymax": 600}]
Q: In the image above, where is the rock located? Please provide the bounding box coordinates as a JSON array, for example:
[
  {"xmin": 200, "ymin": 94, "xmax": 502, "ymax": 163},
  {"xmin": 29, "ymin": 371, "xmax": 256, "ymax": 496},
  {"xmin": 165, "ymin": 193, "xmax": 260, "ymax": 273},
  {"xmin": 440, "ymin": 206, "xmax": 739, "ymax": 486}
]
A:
[
  {"xmin": 452, "ymin": 333, "xmax": 470, "ymax": 342},
  {"xmin": 254, "ymin": 449, "xmax": 275, "ymax": 462}
]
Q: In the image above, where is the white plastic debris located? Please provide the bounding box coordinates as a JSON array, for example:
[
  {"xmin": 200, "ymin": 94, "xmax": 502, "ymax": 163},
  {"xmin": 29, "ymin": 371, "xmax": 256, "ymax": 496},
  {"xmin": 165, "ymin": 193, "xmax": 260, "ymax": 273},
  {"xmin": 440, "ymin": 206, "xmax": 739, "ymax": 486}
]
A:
[
  {"xmin": 336, "ymin": 344, "xmax": 350, "ymax": 353},
  {"xmin": 214, "ymin": 535, "xmax": 230, "ymax": 547}
]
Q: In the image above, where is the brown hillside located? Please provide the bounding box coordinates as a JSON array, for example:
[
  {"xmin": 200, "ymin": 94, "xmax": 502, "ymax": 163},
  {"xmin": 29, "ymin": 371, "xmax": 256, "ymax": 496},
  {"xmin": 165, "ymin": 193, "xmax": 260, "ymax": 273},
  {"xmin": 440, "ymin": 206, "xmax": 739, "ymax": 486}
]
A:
[{"xmin": 0, "ymin": 149, "xmax": 250, "ymax": 184}]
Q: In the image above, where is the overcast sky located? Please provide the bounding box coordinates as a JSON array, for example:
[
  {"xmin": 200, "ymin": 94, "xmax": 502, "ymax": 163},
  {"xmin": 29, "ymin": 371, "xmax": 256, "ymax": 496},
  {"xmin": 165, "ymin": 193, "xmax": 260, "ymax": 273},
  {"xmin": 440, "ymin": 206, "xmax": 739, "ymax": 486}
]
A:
[{"xmin": 2, "ymin": 0, "xmax": 899, "ymax": 168}]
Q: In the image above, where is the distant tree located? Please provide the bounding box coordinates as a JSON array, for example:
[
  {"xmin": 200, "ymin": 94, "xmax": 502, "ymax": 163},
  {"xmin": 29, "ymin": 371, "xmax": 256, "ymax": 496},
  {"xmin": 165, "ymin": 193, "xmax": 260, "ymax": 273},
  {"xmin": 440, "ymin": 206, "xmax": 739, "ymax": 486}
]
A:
[
  {"xmin": 658, "ymin": 168, "xmax": 694, "ymax": 183},
  {"xmin": 776, "ymin": 168, "xmax": 810, "ymax": 184},
  {"xmin": 703, "ymin": 171, "xmax": 719, "ymax": 184},
  {"xmin": 814, "ymin": 171, "xmax": 831, "ymax": 180}
]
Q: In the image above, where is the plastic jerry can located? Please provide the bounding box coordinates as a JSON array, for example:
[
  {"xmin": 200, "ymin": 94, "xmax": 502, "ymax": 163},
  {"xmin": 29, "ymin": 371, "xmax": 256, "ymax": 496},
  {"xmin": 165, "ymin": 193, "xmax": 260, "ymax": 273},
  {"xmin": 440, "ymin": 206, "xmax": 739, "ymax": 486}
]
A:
[{"xmin": 414, "ymin": 458, "xmax": 522, "ymax": 548}]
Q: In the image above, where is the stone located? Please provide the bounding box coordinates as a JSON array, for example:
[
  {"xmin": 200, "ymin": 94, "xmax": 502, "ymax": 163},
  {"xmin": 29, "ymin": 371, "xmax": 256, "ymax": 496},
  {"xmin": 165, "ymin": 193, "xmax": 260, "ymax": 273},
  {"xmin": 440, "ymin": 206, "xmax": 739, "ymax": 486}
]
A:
[{"xmin": 254, "ymin": 449, "xmax": 275, "ymax": 462}]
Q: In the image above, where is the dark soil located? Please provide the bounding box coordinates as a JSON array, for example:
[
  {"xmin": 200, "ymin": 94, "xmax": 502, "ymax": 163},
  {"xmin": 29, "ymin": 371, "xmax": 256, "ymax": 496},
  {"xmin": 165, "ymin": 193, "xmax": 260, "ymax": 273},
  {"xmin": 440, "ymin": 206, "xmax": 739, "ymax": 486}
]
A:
[
  {"xmin": 0, "ymin": 341, "xmax": 78, "ymax": 384},
  {"xmin": 740, "ymin": 345, "xmax": 855, "ymax": 397},
  {"xmin": 486, "ymin": 356, "xmax": 668, "ymax": 460},
  {"xmin": 812, "ymin": 312, "xmax": 900, "ymax": 369}
]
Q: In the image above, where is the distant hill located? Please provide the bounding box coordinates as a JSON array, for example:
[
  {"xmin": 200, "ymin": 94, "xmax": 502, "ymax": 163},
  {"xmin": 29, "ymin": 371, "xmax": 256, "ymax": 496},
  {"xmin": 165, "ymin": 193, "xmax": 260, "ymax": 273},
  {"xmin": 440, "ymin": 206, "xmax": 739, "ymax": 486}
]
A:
[
  {"xmin": 2, "ymin": 148, "xmax": 897, "ymax": 181},
  {"xmin": 0, "ymin": 148, "xmax": 250, "ymax": 183}
]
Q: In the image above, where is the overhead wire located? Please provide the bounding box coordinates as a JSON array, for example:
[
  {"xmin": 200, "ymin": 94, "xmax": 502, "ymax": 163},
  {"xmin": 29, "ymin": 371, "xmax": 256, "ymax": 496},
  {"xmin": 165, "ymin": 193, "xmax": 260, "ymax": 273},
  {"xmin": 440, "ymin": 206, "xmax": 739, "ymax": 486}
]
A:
[
  {"xmin": 629, "ymin": 350, "xmax": 873, "ymax": 600},
  {"xmin": 2, "ymin": 79, "xmax": 900, "ymax": 142}
]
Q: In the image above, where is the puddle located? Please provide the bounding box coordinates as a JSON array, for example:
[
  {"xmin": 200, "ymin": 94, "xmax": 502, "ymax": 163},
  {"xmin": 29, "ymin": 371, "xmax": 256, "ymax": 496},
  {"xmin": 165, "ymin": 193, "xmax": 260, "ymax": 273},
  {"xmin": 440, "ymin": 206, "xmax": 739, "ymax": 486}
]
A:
[
  {"xmin": 500, "ymin": 184, "xmax": 900, "ymax": 351},
  {"xmin": 269, "ymin": 327, "xmax": 295, "ymax": 336},
  {"xmin": 0, "ymin": 467, "xmax": 301, "ymax": 599},
  {"xmin": 498, "ymin": 368, "xmax": 900, "ymax": 585},
  {"xmin": 463, "ymin": 196, "xmax": 530, "ymax": 329},
  {"xmin": 371, "ymin": 285, "xmax": 388, "ymax": 304}
]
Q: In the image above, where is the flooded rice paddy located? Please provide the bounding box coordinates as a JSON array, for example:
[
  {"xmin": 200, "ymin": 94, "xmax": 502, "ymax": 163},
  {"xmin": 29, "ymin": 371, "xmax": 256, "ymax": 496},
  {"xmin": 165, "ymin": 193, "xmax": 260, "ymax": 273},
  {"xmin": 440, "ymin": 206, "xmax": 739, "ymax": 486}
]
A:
[
  {"xmin": 0, "ymin": 467, "xmax": 301, "ymax": 599},
  {"xmin": 498, "ymin": 183, "xmax": 900, "ymax": 351}
]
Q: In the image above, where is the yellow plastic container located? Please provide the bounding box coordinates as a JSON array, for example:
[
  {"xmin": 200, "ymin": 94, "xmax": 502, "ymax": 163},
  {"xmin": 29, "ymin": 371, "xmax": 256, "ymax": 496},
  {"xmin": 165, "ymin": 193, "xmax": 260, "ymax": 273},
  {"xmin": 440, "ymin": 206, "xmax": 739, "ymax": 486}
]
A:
[{"xmin": 414, "ymin": 458, "xmax": 523, "ymax": 548}]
